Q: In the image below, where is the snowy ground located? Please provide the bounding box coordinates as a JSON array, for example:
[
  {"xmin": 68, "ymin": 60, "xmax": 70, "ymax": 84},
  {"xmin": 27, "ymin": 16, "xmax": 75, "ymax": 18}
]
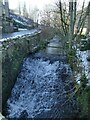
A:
[{"xmin": 77, "ymin": 50, "xmax": 90, "ymax": 86}]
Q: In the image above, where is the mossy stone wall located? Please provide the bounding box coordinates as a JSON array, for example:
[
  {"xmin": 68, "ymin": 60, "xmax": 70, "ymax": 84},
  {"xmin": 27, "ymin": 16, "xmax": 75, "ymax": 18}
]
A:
[{"xmin": 2, "ymin": 32, "xmax": 42, "ymax": 108}]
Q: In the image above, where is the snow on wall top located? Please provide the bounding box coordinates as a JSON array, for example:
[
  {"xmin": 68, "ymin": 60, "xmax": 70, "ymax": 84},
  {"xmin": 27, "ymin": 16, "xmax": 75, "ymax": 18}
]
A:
[{"xmin": 0, "ymin": 29, "xmax": 41, "ymax": 42}]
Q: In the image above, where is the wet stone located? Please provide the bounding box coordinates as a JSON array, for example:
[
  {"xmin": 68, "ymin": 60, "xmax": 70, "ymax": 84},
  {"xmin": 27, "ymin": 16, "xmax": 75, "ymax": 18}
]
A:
[{"xmin": 19, "ymin": 110, "xmax": 28, "ymax": 119}]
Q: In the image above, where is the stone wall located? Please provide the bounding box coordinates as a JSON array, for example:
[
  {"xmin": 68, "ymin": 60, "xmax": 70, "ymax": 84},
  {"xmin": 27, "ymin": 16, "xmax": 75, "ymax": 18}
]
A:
[{"xmin": 1, "ymin": 31, "xmax": 45, "ymax": 108}]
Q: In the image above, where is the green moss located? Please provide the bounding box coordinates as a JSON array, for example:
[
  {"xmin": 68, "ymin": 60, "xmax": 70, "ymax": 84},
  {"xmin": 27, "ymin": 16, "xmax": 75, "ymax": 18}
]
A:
[
  {"xmin": 67, "ymin": 48, "xmax": 77, "ymax": 71},
  {"xmin": 80, "ymin": 74, "xmax": 88, "ymax": 88},
  {"xmin": 76, "ymin": 74, "xmax": 90, "ymax": 119},
  {"xmin": 77, "ymin": 86, "xmax": 90, "ymax": 119}
]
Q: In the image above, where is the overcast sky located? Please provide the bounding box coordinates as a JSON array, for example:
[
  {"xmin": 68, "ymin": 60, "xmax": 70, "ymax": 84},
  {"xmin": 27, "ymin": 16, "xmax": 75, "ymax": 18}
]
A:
[
  {"xmin": 8, "ymin": 0, "xmax": 89, "ymax": 10},
  {"xmin": 8, "ymin": 0, "xmax": 55, "ymax": 10}
]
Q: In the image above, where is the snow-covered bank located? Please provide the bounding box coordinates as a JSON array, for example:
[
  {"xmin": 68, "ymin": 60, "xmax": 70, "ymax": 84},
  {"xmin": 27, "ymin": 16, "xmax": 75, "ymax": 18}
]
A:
[{"xmin": 77, "ymin": 50, "xmax": 90, "ymax": 86}]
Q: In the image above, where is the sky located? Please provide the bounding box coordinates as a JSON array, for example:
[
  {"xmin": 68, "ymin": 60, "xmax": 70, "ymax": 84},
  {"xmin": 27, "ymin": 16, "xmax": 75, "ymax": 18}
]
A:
[
  {"xmin": 8, "ymin": 0, "xmax": 89, "ymax": 10},
  {"xmin": 8, "ymin": 0, "xmax": 56, "ymax": 10}
]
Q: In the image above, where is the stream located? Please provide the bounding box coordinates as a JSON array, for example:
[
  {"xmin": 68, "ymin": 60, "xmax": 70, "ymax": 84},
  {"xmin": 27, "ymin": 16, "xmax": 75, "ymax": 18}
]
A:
[{"xmin": 5, "ymin": 35, "xmax": 78, "ymax": 119}]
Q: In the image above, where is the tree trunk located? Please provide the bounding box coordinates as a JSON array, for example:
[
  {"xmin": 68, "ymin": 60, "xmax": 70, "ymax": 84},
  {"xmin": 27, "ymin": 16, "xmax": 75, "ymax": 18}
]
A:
[
  {"xmin": 73, "ymin": 0, "xmax": 77, "ymax": 35},
  {"xmin": 69, "ymin": 0, "xmax": 74, "ymax": 51},
  {"xmin": 87, "ymin": 2, "xmax": 90, "ymax": 35}
]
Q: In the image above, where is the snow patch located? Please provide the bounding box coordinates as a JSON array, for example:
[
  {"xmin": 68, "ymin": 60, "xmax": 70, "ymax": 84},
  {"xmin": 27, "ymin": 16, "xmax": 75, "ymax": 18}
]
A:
[
  {"xmin": 77, "ymin": 50, "xmax": 90, "ymax": 86},
  {"xmin": 1, "ymin": 29, "xmax": 41, "ymax": 41}
]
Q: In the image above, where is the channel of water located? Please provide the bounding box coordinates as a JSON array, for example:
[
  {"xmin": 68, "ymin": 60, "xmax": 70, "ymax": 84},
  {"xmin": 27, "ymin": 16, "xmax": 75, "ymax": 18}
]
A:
[{"xmin": 5, "ymin": 35, "xmax": 78, "ymax": 119}]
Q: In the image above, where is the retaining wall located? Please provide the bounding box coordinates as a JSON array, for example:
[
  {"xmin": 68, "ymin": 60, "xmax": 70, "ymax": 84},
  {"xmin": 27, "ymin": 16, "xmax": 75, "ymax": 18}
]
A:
[{"xmin": 1, "ymin": 31, "xmax": 44, "ymax": 108}]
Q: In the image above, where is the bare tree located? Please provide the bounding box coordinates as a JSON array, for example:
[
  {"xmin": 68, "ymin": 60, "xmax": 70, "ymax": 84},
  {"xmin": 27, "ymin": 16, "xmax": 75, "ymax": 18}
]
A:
[
  {"xmin": 40, "ymin": 11, "xmax": 51, "ymax": 26},
  {"xmin": 40, "ymin": 5, "xmax": 52, "ymax": 26},
  {"xmin": 28, "ymin": 6, "xmax": 39, "ymax": 22},
  {"xmin": 18, "ymin": 2, "xmax": 21, "ymax": 15},
  {"xmin": 22, "ymin": 2, "xmax": 28, "ymax": 18},
  {"xmin": 54, "ymin": 0, "xmax": 89, "ymax": 51},
  {"xmin": 69, "ymin": 1, "xmax": 74, "ymax": 50}
]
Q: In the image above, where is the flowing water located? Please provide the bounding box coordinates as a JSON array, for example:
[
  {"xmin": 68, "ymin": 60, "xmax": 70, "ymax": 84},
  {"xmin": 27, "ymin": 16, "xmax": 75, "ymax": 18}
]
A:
[{"xmin": 5, "ymin": 36, "xmax": 78, "ymax": 119}]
